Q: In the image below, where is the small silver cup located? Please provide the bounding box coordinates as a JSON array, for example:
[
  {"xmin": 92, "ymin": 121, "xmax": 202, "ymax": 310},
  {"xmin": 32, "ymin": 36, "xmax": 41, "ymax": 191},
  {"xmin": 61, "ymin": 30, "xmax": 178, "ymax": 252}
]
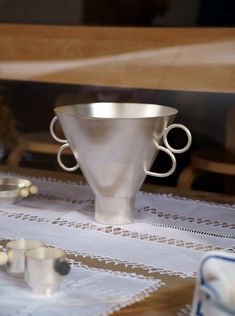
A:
[
  {"xmin": 0, "ymin": 239, "xmax": 44, "ymax": 277},
  {"xmin": 25, "ymin": 247, "xmax": 71, "ymax": 296}
]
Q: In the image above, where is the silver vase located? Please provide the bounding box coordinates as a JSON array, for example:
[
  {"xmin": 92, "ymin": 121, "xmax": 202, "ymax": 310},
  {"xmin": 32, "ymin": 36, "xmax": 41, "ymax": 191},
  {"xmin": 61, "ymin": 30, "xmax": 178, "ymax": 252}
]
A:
[{"xmin": 50, "ymin": 102, "xmax": 191, "ymax": 225}]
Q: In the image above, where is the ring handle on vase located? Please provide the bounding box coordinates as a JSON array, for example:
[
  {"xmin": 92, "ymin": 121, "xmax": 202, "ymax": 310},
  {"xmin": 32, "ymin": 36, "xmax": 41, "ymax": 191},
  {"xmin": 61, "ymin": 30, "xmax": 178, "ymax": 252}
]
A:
[
  {"xmin": 145, "ymin": 124, "xmax": 191, "ymax": 178},
  {"xmin": 163, "ymin": 124, "xmax": 192, "ymax": 154},
  {"xmin": 57, "ymin": 143, "xmax": 80, "ymax": 172},
  {"xmin": 50, "ymin": 116, "xmax": 67, "ymax": 143},
  {"xmin": 144, "ymin": 140, "xmax": 177, "ymax": 178}
]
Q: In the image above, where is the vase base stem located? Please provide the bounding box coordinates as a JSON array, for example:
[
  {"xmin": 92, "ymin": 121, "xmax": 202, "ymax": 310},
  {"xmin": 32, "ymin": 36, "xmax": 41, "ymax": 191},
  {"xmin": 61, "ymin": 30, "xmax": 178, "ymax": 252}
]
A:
[{"xmin": 95, "ymin": 196, "xmax": 134, "ymax": 225}]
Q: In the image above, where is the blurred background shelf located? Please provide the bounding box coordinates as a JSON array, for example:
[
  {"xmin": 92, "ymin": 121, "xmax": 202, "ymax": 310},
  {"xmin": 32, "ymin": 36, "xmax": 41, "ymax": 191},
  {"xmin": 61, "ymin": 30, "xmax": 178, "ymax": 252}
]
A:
[{"xmin": 0, "ymin": 2, "xmax": 234, "ymax": 194}]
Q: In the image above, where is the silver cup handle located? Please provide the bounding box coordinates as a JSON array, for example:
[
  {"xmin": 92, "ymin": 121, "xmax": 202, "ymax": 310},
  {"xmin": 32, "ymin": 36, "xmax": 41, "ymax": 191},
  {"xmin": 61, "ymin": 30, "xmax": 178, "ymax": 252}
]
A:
[
  {"xmin": 57, "ymin": 143, "xmax": 80, "ymax": 172},
  {"xmin": 163, "ymin": 123, "xmax": 192, "ymax": 153},
  {"xmin": 50, "ymin": 116, "xmax": 67, "ymax": 143},
  {"xmin": 145, "ymin": 124, "xmax": 191, "ymax": 178},
  {"xmin": 145, "ymin": 140, "xmax": 177, "ymax": 178},
  {"xmin": 50, "ymin": 116, "xmax": 80, "ymax": 172}
]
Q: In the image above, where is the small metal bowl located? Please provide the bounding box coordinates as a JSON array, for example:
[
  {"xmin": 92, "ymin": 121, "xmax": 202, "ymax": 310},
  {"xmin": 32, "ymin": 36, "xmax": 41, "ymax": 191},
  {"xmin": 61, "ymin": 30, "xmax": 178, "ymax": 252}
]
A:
[{"xmin": 0, "ymin": 178, "xmax": 38, "ymax": 204}]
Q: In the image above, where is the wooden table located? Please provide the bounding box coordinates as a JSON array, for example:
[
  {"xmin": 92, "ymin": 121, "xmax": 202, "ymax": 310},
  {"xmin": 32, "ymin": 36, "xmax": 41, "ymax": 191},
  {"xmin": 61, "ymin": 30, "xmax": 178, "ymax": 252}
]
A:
[{"xmin": 1, "ymin": 164, "xmax": 234, "ymax": 315}]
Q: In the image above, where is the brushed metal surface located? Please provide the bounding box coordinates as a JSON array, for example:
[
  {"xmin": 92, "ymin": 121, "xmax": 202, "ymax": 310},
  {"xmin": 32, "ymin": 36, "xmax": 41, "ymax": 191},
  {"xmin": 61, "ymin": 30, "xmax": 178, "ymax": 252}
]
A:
[{"xmin": 50, "ymin": 102, "xmax": 191, "ymax": 224}]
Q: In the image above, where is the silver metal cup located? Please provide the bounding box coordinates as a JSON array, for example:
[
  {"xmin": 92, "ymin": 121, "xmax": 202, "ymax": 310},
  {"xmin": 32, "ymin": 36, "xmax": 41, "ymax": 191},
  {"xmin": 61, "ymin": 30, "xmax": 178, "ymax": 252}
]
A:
[
  {"xmin": 0, "ymin": 239, "xmax": 44, "ymax": 277},
  {"xmin": 50, "ymin": 102, "xmax": 192, "ymax": 225},
  {"xmin": 25, "ymin": 247, "xmax": 70, "ymax": 296}
]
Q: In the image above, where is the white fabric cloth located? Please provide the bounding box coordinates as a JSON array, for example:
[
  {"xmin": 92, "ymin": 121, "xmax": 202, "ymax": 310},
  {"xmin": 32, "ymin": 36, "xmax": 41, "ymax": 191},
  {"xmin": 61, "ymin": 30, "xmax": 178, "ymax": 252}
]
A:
[
  {"xmin": 0, "ymin": 261, "xmax": 163, "ymax": 316},
  {"xmin": 0, "ymin": 172, "xmax": 235, "ymax": 278},
  {"xmin": 192, "ymin": 252, "xmax": 235, "ymax": 316}
]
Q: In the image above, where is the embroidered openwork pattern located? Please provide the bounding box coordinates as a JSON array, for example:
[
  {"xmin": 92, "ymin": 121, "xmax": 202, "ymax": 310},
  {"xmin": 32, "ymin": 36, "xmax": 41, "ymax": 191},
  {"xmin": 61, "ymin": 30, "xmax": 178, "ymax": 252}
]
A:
[
  {"xmin": 2, "ymin": 171, "xmax": 235, "ymax": 235},
  {"xmin": 32, "ymin": 193, "xmax": 94, "ymax": 206},
  {"xmin": 10, "ymin": 172, "xmax": 235, "ymax": 238},
  {"xmin": 1, "ymin": 172, "xmax": 234, "ymax": 279},
  {"xmin": 135, "ymin": 219, "xmax": 235, "ymax": 240},
  {"xmin": 0, "ymin": 210, "xmax": 225, "ymax": 253},
  {"xmin": 138, "ymin": 205, "xmax": 235, "ymax": 230},
  {"xmin": 28, "ymin": 192, "xmax": 235, "ymax": 238},
  {"xmin": 143, "ymin": 190, "xmax": 235, "ymax": 209}
]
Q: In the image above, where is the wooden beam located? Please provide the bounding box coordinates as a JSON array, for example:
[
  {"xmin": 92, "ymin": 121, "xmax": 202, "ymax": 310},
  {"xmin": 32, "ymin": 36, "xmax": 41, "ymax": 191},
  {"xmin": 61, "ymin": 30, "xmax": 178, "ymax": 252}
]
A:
[{"xmin": 0, "ymin": 24, "xmax": 235, "ymax": 93}]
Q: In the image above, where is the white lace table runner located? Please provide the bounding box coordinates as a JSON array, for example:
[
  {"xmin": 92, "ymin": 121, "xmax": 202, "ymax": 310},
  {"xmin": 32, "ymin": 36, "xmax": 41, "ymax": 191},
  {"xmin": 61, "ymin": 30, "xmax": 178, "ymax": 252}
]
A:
[
  {"xmin": 0, "ymin": 261, "xmax": 163, "ymax": 316},
  {"xmin": 0, "ymin": 172, "xmax": 235, "ymax": 278}
]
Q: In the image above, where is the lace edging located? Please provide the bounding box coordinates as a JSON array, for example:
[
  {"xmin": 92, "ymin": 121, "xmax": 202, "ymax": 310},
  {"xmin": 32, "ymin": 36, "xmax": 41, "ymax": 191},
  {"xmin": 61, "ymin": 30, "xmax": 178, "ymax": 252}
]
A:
[
  {"xmin": 0, "ymin": 238, "xmax": 166, "ymax": 282},
  {"xmin": 65, "ymin": 248, "xmax": 196, "ymax": 279},
  {"xmin": 135, "ymin": 219, "xmax": 235, "ymax": 240},
  {"xmin": 69, "ymin": 259, "xmax": 165, "ymax": 316},
  {"xmin": 105, "ymin": 281, "xmax": 163, "ymax": 316}
]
